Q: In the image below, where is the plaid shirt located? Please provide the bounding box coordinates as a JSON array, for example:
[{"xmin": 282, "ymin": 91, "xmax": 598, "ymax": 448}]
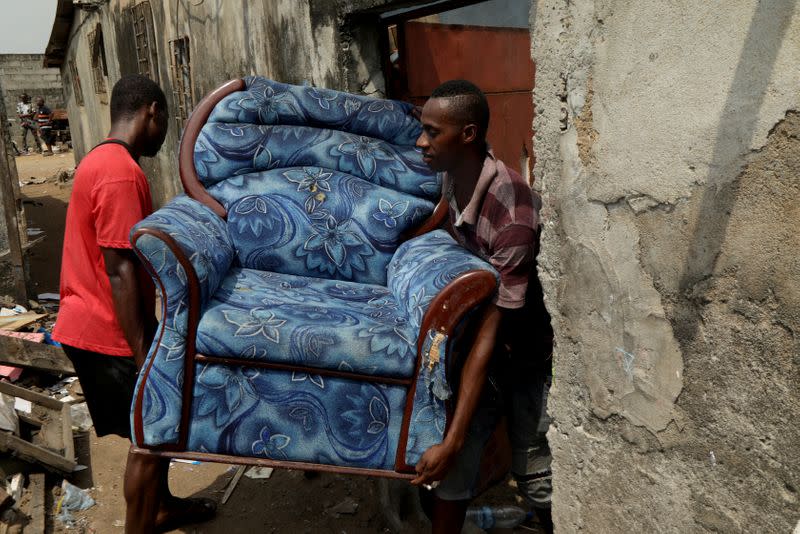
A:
[{"xmin": 443, "ymin": 150, "xmax": 540, "ymax": 310}]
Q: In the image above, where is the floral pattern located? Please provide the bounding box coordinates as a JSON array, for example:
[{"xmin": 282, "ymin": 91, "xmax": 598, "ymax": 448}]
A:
[
  {"xmin": 131, "ymin": 79, "xmax": 499, "ymax": 472},
  {"xmin": 210, "ymin": 167, "xmax": 432, "ymax": 285}
]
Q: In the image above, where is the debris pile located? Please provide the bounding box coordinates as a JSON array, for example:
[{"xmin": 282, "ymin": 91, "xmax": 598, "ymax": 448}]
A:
[{"xmin": 0, "ymin": 294, "xmax": 97, "ymax": 533}]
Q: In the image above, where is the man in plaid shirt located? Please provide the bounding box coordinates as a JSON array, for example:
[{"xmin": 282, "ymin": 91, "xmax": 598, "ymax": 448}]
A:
[{"xmin": 413, "ymin": 80, "xmax": 553, "ymax": 533}]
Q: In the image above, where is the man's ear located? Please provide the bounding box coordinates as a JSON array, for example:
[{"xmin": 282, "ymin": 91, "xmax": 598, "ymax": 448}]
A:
[
  {"xmin": 461, "ymin": 123, "xmax": 478, "ymax": 144},
  {"xmin": 147, "ymin": 101, "xmax": 158, "ymax": 118}
]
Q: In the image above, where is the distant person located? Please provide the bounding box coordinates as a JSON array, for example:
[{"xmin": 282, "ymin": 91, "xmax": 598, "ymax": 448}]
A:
[
  {"xmin": 16, "ymin": 93, "xmax": 41, "ymax": 154},
  {"xmin": 34, "ymin": 97, "xmax": 54, "ymax": 156},
  {"xmin": 52, "ymin": 74, "xmax": 216, "ymax": 534}
]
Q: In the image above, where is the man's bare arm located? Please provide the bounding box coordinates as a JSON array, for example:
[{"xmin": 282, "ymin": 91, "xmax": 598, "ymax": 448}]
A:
[
  {"xmin": 411, "ymin": 303, "xmax": 502, "ymax": 486},
  {"xmin": 101, "ymin": 247, "xmax": 155, "ymax": 368}
]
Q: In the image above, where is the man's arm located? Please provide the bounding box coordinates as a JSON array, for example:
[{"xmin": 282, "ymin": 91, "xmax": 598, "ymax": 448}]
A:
[
  {"xmin": 101, "ymin": 247, "xmax": 155, "ymax": 369},
  {"xmin": 411, "ymin": 303, "xmax": 502, "ymax": 486}
]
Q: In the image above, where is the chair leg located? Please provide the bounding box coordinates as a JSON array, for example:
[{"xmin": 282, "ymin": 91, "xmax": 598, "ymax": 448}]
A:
[{"xmin": 124, "ymin": 448, "xmax": 163, "ymax": 534}]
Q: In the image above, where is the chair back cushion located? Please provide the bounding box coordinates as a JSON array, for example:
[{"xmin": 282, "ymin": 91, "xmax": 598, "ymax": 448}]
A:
[{"xmin": 194, "ymin": 77, "xmax": 440, "ymax": 285}]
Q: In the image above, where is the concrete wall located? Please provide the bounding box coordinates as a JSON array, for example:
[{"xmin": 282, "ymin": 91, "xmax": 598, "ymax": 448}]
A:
[
  {"xmin": 532, "ymin": 1, "xmax": 799, "ymax": 532},
  {"xmin": 57, "ymin": 0, "xmax": 412, "ymax": 207},
  {"xmin": 0, "ymin": 54, "xmax": 64, "ymax": 144}
]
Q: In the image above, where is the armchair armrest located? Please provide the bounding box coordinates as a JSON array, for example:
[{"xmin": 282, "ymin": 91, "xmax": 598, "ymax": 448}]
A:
[
  {"xmin": 387, "ymin": 230, "xmax": 498, "ymax": 333},
  {"xmin": 129, "ymin": 195, "xmax": 235, "ymax": 447},
  {"xmin": 388, "ymin": 230, "xmax": 498, "ymax": 468}
]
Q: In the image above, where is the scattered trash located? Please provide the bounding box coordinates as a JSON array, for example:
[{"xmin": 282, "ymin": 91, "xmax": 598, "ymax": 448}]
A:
[
  {"xmin": 55, "ymin": 480, "xmax": 95, "ymax": 525},
  {"xmin": 221, "ymin": 465, "xmax": 246, "ymax": 505},
  {"xmin": 244, "ymin": 466, "xmax": 274, "ymax": 479},
  {"xmin": 26, "ymin": 228, "xmax": 45, "ymax": 237},
  {"xmin": 709, "ymin": 451, "xmax": 717, "ymax": 466},
  {"xmin": 113, "ymin": 519, "xmax": 125, "ymax": 528},
  {"xmin": 12, "ymin": 398, "xmax": 31, "ymax": 414},
  {"xmin": 0, "ymin": 306, "xmax": 27, "ymax": 316},
  {"xmin": 465, "ymin": 505, "xmax": 531, "ymax": 529},
  {"xmin": 6, "ymin": 474, "xmax": 23, "ymax": 502},
  {"xmin": 36, "ymin": 293, "xmax": 60, "ymax": 302},
  {"xmin": 0, "ymin": 365, "xmax": 23, "ymax": 382},
  {"xmin": 327, "ymin": 496, "xmax": 359, "ymax": 516},
  {"xmin": 0, "ymin": 394, "xmax": 19, "ymax": 433},
  {"xmin": 70, "ymin": 403, "xmax": 93, "ymax": 432},
  {"xmin": 172, "ymin": 459, "xmax": 201, "ymax": 465}
]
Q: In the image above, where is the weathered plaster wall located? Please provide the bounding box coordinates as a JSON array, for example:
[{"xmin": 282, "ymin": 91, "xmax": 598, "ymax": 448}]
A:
[
  {"xmin": 533, "ymin": 1, "xmax": 800, "ymax": 531},
  {"xmin": 58, "ymin": 0, "xmax": 410, "ymax": 207}
]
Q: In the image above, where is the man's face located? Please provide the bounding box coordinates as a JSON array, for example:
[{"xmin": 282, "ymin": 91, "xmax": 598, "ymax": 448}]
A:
[
  {"xmin": 35, "ymin": 98, "xmax": 44, "ymax": 108},
  {"xmin": 20, "ymin": 95, "xmax": 29, "ymax": 103},
  {"xmin": 141, "ymin": 104, "xmax": 169, "ymax": 158},
  {"xmin": 416, "ymin": 98, "xmax": 467, "ymax": 173}
]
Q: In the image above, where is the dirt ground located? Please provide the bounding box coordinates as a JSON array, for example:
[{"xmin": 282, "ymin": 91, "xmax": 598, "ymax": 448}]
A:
[
  {"xmin": 15, "ymin": 151, "xmax": 75, "ymax": 296},
  {"xmin": 9, "ymin": 151, "xmax": 543, "ymax": 534}
]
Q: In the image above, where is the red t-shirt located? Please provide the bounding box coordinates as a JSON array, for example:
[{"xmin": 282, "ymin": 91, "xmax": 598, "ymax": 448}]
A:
[{"xmin": 53, "ymin": 142, "xmax": 153, "ymax": 356}]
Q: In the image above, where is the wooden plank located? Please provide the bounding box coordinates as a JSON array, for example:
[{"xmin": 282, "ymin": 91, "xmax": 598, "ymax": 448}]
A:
[
  {"xmin": 0, "ymin": 432, "xmax": 76, "ymax": 474},
  {"xmin": 0, "ymin": 314, "xmax": 45, "ymax": 332},
  {"xmin": 27, "ymin": 473, "xmax": 45, "ymax": 534},
  {"xmin": 60, "ymin": 403, "xmax": 74, "ymax": 462},
  {"xmin": 221, "ymin": 465, "xmax": 245, "ymax": 505},
  {"xmin": 0, "ymin": 87, "xmax": 27, "ymax": 303},
  {"xmin": 0, "ymin": 335, "xmax": 74, "ymax": 375},
  {"xmin": 0, "ymin": 382, "xmax": 63, "ymax": 411}
]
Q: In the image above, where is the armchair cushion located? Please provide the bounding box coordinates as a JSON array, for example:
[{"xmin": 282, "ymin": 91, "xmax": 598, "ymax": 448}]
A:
[
  {"xmin": 388, "ymin": 229, "xmax": 499, "ymax": 332},
  {"xmin": 207, "ymin": 167, "xmax": 433, "ymax": 285},
  {"xmin": 195, "ymin": 268, "xmax": 417, "ymax": 378},
  {"xmin": 187, "ymin": 363, "xmax": 407, "ymax": 470}
]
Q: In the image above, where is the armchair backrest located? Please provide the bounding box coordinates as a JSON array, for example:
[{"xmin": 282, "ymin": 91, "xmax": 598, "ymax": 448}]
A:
[{"xmin": 186, "ymin": 77, "xmax": 440, "ymax": 285}]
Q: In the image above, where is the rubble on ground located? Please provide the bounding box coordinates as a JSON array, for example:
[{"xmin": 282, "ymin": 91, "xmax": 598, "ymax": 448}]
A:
[{"xmin": 0, "ymin": 295, "xmax": 96, "ymax": 534}]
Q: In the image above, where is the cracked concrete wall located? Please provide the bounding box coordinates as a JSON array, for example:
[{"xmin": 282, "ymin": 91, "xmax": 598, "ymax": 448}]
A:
[{"xmin": 532, "ymin": 1, "xmax": 799, "ymax": 532}]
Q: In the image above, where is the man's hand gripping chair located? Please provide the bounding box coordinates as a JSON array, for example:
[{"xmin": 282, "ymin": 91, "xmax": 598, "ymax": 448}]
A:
[{"xmin": 129, "ymin": 77, "xmax": 498, "ymax": 478}]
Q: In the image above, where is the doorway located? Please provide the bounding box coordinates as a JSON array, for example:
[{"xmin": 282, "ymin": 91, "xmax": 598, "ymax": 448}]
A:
[{"xmin": 381, "ymin": 0, "xmax": 535, "ymax": 181}]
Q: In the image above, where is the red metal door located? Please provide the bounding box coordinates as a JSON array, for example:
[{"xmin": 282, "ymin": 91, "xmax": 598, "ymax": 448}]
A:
[{"xmin": 399, "ymin": 21, "xmax": 535, "ymax": 178}]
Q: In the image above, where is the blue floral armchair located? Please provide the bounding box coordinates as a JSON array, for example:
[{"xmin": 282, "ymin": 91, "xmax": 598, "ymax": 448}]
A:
[{"xmin": 129, "ymin": 77, "xmax": 497, "ymax": 477}]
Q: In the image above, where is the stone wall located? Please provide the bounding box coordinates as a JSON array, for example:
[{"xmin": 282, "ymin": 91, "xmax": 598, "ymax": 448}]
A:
[
  {"xmin": 0, "ymin": 54, "xmax": 64, "ymax": 141},
  {"xmin": 532, "ymin": 1, "xmax": 800, "ymax": 532}
]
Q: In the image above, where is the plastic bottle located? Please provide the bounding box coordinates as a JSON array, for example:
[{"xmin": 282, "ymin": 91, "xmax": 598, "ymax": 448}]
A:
[{"xmin": 465, "ymin": 505, "xmax": 532, "ymax": 529}]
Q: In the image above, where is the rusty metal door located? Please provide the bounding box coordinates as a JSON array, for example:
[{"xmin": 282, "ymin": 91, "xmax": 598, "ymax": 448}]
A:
[{"xmin": 398, "ymin": 20, "xmax": 535, "ymax": 178}]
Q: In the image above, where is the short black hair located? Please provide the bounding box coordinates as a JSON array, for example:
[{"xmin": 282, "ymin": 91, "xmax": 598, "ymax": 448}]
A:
[
  {"xmin": 110, "ymin": 74, "xmax": 167, "ymax": 122},
  {"xmin": 430, "ymin": 79, "xmax": 490, "ymax": 139}
]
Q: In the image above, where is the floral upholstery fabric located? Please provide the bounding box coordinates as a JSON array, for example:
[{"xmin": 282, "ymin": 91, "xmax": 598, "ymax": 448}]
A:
[
  {"xmin": 388, "ymin": 229, "xmax": 500, "ymax": 333},
  {"xmin": 187, "ymin": 363, "xmax": 407, "ymax": 470},
  {"xmin": 195, "ymin": 268, "xmax": 418, "ymax": 378},
  {"xmin": 405, "ymin": 330, "xmax": 452, "ymax": 465},
  {"xmin": 208, "ymin": 77, "xmax": 422, "ymax": 148},
  {"xmin": 130, "ymin": 78, "xmax": 500, "ymax": 470},
  {"xmin": 208, "ymin": 167, "xmax": 433, "ymax": 285},
  {"xmin": 130, "ymin": 195, "xmax": 235, "ymax": 445}
]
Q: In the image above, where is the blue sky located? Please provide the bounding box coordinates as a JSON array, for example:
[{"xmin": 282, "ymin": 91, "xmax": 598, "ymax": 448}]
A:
[{"xmin": 0, "ymin": 0, "xmax": 58, "ymax": 54}]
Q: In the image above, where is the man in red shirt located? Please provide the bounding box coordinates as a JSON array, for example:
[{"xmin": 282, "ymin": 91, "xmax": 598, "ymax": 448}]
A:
[
  {"xmin": 54, "ymin": 74, "xmax": 215, "ymax": 533},
  {"xmin": 412, "ymin": 80, "xmax": 553, "ymax": 533}
]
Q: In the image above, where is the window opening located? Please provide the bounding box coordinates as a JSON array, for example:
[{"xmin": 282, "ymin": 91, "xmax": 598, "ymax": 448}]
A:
[
  {"xmin": 169, "ymin": 36, "xmax": 194, "ymax": 129},
  {"xmin": 130, "ymin": 1, "xmax": 159, "ymax": 82},
  {"xmin": 380, "ymin": 0, "xmax": 536, "ymax": 180},
  {"xmin": 68, "ymin": 59, "xmax": 84, "ymax": 106},
  {"xmin": 88, "ymin": 24, "xmax": 107, "ymax": 94}
]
